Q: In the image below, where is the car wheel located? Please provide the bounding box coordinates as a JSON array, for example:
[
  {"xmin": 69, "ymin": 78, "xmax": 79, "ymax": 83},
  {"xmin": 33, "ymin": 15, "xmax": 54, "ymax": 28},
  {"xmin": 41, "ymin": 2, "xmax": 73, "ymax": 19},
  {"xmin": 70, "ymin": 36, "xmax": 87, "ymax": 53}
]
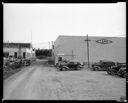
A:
[
  {"xmin": 94, "ymin": 67, "xmax": 99, "ymax": 71},
  {"xmin": 111, "ymin": 71, "xmax": 116, "ymax": 75},
  {"xmin": 56, "ymin": 63, "xmax": 60, "ymax": 70},
  {"xmin": 107, "ymin": 70, "xmax": 111, "ymax": 75},
  {"xmin": 92, "ymin": 67, "xmax": 95, "ymax": 71},
  {"xmin": 59, "ymin": 68, "xmax": 62, "ymax": 71},
  {"xmin": 123, "ymin": 72, "xmax": 127, "ymax": 78},
  {"xmin": 62, "ymin": 67, "xmax": 65, "ymax": 71},
  {"xmin": 77, "ymin": 66, "xmax": 81, "ymax": 70}
]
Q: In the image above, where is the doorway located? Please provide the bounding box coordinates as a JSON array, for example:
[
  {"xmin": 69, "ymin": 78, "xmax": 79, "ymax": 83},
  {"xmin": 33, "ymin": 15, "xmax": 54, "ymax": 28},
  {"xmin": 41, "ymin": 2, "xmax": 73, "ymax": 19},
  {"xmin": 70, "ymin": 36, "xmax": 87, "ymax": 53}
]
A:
[{"xmin": 23, "ymin": 52, "xmax": 26, "ymax": 58}]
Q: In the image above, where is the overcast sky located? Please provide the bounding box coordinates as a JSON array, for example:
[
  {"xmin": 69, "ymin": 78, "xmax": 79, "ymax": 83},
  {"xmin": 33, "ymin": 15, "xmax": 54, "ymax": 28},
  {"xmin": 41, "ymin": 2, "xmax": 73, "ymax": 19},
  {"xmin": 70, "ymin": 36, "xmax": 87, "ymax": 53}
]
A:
[{"xmin": 4, "ymin": 3, "xmax": 126, "ymax": 49}]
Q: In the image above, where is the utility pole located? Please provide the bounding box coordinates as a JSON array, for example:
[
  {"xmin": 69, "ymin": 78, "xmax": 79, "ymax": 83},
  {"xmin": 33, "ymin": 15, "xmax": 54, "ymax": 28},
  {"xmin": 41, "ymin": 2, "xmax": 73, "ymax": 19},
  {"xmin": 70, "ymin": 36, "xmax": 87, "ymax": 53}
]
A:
[
  {"xmin": 72, "ymin": 50, "xmax": 74, "ymax": 60},
  {"xmin": 31, "ymin": 30, "xmax": 32, "ymax": 57},
  {"xmin": 7, "ymin": 40, "xmax": 9, "ymax": 48},
  {"xmin": 51, "ymin": 41, "xmax": 54, "ymax": 57},
  {"xmin": 19, "ymin": 44, "xmax": 21, "ymax": 58},
  {"xmin": 7, "ymin": 40, "xmax": 9, "ymax": 58},
  {"xmin": 84, "ymin": 34, "xmax": 91, "ymax": 68},
  {"xmin": 49, "ymin": 41, "xmax": 50, "ymax": 49},
  {"xmin": 31, "ymin": 30, "xmax": 32, "ymax": 49}
]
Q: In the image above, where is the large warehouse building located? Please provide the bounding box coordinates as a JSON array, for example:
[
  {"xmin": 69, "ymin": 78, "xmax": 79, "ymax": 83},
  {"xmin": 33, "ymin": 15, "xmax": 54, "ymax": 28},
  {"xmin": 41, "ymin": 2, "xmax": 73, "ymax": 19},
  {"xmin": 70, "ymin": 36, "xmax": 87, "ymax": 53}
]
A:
[{"xmin": 53, "ymin": 35, "xmax": 126, "ymax": 65}]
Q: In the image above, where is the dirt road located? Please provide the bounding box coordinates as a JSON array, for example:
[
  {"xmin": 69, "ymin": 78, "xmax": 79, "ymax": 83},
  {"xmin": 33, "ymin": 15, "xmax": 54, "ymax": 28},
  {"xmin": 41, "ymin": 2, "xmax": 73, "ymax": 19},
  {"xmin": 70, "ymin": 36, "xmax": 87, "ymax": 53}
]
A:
[{"xmin": 3, "ymin": 59, "xmax": 126, "ymax": 100}]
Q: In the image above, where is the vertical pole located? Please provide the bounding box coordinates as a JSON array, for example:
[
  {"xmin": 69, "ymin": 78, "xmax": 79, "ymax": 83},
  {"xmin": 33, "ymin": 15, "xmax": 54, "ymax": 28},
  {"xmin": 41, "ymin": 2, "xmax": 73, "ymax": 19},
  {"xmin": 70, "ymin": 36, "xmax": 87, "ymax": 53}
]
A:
[
  {"xmin": 51, "ymin": 41, "xmax": 53, "ymax": 57},
  {"xmin": 87, "ymin": 35, "xmax": 90, "ymax": 68},
  {"xmin": 8, "ymin": 40, "xmax": 9, "ymax": 58},
  {"xmin": 7, "ymin": 40, "xmax": 9, "ymax": 48},
  {"xmin": 31, "ymin": 31, "xmax": 32, "ymax": 48},
  {"xmin": 49, "ymin": 41, "xmax": 50, "ymax": 49},
  {"xmin": 19, "ymin": 44, "xmax": 21, "ymax": 58},
  {"xmin": 30, "ymin": 30, "xmax": 32, "ymax": 58},
  {"xmin": 72, "ymin": 50, "xmax": 74, "ymax": 60},
  {"xmin": 52, "ymin": 41, "xmax": 54, "ymax": 57}
]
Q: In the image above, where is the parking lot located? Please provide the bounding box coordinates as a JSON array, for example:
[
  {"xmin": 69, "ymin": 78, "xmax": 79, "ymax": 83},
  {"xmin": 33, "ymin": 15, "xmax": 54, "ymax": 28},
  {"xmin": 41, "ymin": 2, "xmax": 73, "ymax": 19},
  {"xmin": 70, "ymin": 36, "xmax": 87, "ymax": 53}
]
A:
[{"xmin": 3, "ymin": 59, "xmax": 126, "ymax": 100}]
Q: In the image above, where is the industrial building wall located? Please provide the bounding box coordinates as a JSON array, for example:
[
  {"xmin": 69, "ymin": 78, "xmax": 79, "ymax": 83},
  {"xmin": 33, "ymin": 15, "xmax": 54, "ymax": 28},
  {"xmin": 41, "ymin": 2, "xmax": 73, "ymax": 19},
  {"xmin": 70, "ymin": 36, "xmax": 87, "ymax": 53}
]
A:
[
  {"xmin": 88, "ymin": 37, "xmax": 126, "ymax": 63},
  {"xmin": 54, "ymin": 35, "xmax": 126, "ymax": 64}
]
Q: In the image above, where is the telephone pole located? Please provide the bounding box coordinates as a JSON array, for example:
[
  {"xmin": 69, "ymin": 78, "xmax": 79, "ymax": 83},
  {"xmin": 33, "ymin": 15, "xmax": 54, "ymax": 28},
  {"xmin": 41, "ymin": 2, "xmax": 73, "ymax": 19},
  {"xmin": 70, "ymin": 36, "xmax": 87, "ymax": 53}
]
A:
[
  {"xmin": 49, "ymin": 41, "xmax": 50, "ymax": 49},
  {"xmin": 84, "ymin": 34, "xmax": 91, "ymax": 68},
  {"xmin": 51, "ymin": 41, "xmax": 54, "ymax": 57},
  {"xmin": 71, "ymin": 50, "xmax": 74, "ymax": 60},
  {"xmin": 31, "ymin": 30, "xmax": 32, "ymax": 56},
  {"xmin": 31, "ymin": 30, "xmax": 33, "ymax": 48}
]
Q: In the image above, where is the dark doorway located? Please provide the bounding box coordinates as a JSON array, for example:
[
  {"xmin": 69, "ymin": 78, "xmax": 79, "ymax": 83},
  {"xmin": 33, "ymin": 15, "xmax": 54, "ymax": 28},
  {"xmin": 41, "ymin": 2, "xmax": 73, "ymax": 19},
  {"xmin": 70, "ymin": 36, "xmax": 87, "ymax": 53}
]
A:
[
  {"xmin": 14, "ymin": 52, "xmax": 17, "ymax": 58},
  {"xmin": 58, "ymin": 57, "xmax": 62, "ymax": 62},
  {"xmin": 23, "ymin": 52, "xmax": 26, "ymax": 58}
]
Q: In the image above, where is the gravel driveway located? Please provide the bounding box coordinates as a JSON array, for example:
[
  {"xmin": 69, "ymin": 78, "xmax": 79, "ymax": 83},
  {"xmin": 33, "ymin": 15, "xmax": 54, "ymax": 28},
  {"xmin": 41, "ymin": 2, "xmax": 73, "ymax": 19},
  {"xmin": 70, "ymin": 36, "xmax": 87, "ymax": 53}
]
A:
[{"xmin": 3, "ymin": 59, "xmax": 126, "ymax": 100}]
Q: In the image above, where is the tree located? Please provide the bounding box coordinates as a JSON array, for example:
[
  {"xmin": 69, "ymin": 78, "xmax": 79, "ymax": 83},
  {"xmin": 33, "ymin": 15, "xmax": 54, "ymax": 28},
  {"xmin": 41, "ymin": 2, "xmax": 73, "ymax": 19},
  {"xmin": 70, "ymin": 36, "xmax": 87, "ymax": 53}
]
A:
[{"xmin": 35, "ymin": 49, "xmax": 52, "ymax": 57}]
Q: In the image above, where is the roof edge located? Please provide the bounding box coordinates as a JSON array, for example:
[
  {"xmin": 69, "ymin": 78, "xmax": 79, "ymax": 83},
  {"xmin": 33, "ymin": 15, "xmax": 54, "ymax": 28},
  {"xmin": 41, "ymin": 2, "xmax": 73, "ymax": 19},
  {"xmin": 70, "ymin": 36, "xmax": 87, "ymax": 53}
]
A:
[{"xmin": 58, "ymin": 35, "xmax": 126, "ymax": 38}]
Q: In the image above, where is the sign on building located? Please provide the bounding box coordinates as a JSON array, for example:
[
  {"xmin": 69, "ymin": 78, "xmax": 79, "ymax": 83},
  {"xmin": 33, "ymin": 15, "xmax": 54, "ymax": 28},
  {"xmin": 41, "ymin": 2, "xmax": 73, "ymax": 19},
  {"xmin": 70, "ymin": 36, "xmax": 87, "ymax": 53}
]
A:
[{"xmin": 96, "ymin": 39, "xmax": 113, "ymax": 44}]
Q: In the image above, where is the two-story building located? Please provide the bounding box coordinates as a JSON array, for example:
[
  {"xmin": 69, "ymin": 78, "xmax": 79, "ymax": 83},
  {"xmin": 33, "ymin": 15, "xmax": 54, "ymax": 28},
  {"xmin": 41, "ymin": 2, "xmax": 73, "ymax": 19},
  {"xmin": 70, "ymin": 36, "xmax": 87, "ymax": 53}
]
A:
[{"xmin": 3, "ymin": 42, "xmax": 35, "ymax": 59}]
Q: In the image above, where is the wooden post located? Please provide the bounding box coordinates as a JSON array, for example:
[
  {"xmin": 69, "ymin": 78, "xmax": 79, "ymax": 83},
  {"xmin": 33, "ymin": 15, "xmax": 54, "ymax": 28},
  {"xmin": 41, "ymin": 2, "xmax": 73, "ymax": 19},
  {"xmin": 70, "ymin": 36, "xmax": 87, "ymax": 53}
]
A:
[
  {"xmin": 49, "ymin": 41, "xmax": 50, "ymax": 49},
  {"xmin": 72, "ymin": 50, "xmax": 74, "ymax": 60},
  {"xmin": 84, "ymin": 34, "xmax": 91, "ymax": 68},
  {"xmin": 19, "ymin": 44, "xmax": 21, "ymax": 58}
]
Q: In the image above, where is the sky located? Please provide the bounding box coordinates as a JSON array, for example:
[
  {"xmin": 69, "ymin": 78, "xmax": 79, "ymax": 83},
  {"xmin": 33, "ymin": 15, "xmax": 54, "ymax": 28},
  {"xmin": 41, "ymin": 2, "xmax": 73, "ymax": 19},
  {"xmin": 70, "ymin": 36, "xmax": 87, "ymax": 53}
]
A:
[{"xmin": 4, "ymin": 2, "xmax": 126, "ymax": 49}]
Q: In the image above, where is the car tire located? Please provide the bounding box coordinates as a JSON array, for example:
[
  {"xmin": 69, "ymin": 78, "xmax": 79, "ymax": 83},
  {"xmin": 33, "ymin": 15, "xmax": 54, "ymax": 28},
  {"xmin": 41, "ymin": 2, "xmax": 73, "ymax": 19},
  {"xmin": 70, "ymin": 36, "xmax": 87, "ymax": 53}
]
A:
[
  {"xmin": 107, "ymin": 70, "xmax": 111, "ymax": 75},
  {"xmin": 77, "ymin": 65, "xmax": 81, "ymax": 70},
  {"xmin": 94, "ymin": 67, "xmax": 99, "ymax": 71},
  {"xmin": 111, "ymin": 71, "xmax": 116, "ymax": 75},
  {"xmin": 123, "ymin": 72, "xmax": 127, "ymax": 78},
  {"xmin": 56, "ymin": 63, "xmax": 60, "ymax": 70},
  {"xmin": 59, "ymin": 68, "xmax": 62, "ymax": 71},
  {"xmin": 62, "ymin": 66, "xmax": 69, "ymax": 71}
]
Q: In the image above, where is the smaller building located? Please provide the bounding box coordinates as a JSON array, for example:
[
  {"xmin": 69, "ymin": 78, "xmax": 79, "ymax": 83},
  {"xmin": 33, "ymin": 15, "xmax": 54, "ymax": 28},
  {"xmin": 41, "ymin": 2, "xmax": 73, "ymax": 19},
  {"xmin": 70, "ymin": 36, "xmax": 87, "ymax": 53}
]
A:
[{"xmin": 3, "ymin": 42, "xmax": 35, "ymax": 59}]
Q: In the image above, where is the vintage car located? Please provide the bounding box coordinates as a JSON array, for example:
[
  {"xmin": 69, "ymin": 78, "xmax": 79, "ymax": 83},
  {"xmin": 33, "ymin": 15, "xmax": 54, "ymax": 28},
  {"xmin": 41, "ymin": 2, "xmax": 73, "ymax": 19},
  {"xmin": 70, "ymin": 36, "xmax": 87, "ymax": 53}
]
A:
[
  {"xmin": 23, "ymin": 59, "xmax": 31, "ymax": 66},
  {"xmin": 56, "ymin": 60, "xmax": 83, "ymax": 71},
  {"xmin": 91, "ymin": 60, "xmax": 115, "ymax": 71},
  {"xmin": 107, "ymin": 63, "xmax": 127, "ymax": 78},
  {"xmin": 118, "ymin": 67, "xmax": 127, "ymax": 78}
]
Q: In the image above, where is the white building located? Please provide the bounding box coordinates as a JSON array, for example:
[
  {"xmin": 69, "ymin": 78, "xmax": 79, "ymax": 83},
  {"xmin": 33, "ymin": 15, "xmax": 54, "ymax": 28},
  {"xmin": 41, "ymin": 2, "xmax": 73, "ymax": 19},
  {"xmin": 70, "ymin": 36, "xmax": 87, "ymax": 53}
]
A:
[
  {"xmin": 53, "ymin": 35, "xmax": 126, "ymax": 65},
  {"xmin": 3, "ymin": 42, "xmax": 35, "ymax": 59}
]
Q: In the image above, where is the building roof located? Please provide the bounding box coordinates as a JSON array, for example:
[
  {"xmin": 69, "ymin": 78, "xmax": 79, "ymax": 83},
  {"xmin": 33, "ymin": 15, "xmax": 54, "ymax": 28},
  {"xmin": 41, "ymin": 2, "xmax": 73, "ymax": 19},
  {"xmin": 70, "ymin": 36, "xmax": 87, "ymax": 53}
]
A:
[
  {"xmin": 3, "ymin": 42, "xmax": 31, "ymax": 48},
  {"xmin": 55, "ymin": 35, "xmax": 125, "ymax": 45},
  {"xmin": 57, "ymin": 35, "xmax": 125, "ymax": 39}
]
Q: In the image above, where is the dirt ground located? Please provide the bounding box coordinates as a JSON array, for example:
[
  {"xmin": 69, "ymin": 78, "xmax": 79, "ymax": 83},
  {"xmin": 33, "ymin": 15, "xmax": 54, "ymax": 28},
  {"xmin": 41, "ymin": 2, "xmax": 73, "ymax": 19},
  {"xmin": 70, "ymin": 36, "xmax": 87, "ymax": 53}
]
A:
[{"xmin": 3, "ymin": 59, "xmax": 126, "ymax": 100}]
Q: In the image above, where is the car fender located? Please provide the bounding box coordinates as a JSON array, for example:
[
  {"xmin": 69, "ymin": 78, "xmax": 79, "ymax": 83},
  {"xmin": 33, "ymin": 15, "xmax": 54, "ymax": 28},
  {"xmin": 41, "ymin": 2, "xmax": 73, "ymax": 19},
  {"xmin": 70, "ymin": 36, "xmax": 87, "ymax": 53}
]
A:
[
  {"xmin": 62, "ymin": 66, "xmax": 70, "ymax": 70},
  {"xmin": 93, "ymin": 66, "xmax": 101, "ymax": 71}
]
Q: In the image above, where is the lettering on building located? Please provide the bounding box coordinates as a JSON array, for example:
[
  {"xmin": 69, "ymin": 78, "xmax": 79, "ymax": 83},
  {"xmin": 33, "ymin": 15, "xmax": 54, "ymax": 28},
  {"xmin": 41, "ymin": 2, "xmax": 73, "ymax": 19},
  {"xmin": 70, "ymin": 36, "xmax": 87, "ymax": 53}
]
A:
[{"xmin": 96, "ymin": 39, "xmax": 113, "ymax": 44}]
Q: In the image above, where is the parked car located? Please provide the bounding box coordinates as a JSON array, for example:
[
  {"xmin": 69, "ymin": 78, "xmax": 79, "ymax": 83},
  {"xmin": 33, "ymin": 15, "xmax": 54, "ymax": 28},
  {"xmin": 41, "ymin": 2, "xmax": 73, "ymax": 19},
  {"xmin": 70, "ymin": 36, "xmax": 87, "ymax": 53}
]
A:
[
  {"xmin": 91, "ymin": 60, "xmax": 115, "ymax": 71},
  {"xmin": 118, "ymin": 67, "xmax": 127, "ymax": 78},
  {"xmin": 56, "ymin": 60, "xmax": 83, "ymax": 71},
  {"xmin": 107, "ymin": 63, "xmax": 127, "ymax": 78},
  {"xmin": 23, "ymin": 59, "xmax": 31, "ymax": 66}
]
